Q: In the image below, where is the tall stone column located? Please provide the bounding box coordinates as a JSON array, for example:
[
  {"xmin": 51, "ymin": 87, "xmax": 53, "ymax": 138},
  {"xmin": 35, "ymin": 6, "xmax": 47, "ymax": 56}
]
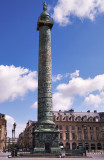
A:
[
  {"xmin": 33, "ymin": 2, "xmax": 60, "ymax": 154},
  {"xmin": 38, "ymin": 9, "xmax": 53, "ymax": 124}
]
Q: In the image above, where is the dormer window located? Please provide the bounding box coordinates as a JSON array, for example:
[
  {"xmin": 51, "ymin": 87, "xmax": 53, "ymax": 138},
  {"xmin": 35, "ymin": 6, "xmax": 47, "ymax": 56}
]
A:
[
  {"xmin": 89, "ymin": 117, "xmax": 93, "ymax": 122},
  {"xmin": 63, "ymin": 117, "xmax": 65, "ymax": 120},
  {"xmin": 66, "ymin": 116, "xmax": 68, "ymax": 121},
  {"xmin": 72, "ymin": 116, "xmax": 74, "ymax": 121},
  {"xmin": 83, "ymin": 116, "xmax": 87, "ymax": 122},
  {"xmin": 77, "ymin": 117, "xmax": 81, "ymax": 122},
  {"xmin": 60, "ymin": 116, "xmax": 62, "ymax": 121}
]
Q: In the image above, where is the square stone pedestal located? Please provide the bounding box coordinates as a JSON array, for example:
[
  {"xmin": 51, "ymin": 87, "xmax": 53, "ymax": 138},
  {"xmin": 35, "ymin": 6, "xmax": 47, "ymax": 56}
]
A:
[{"xmin": 33, "ymin": 123, "xmax": 61, "ymax": 154}]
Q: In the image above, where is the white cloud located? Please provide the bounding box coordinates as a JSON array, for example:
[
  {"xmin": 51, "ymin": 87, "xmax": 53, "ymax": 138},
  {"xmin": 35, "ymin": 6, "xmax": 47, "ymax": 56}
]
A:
[
  {"xmin": 53, "ymin": 92, "xmax": 73, "ymax": 111},
  {"xmin": 31, "ymin": 70, "xmax": 104, "ymax": 111},
  {"xmin": 53, "ymin": 73, "xmax": 104, "ymax": 110},
  {"xmin": 52, "ymin": 74, "xmax": 63, "ymax": 82},
  {"xmin": 70, "ymin": 70, "xmax": 79, "ymax": 79},
  {"xmin": 5, "ymin": 115, "xmax": 26, "ymax": 137},
  {"xmin": 57, "ymin": 74, "xmax": 104, "ymax": 97},
  {"xmin": 84, "ymin": 92, "xmax": 104, "ymax": 108},
  {"xmin": 0, "ymin": 65, "xmax": 38, "ymax": 103},
  {"xmin": 52, "ymin": 0, "xmax": 104, "ymax": 25}
]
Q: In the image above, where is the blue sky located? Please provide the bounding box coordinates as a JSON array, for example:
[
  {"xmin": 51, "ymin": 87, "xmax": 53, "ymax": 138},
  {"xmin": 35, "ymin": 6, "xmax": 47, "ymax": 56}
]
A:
[{"xmin": 0, "ymin": 0, "xmax": 104, "ymax": 137}]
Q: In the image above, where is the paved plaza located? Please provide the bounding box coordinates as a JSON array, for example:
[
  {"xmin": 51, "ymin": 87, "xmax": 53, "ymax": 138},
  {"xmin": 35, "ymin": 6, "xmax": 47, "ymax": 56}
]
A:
[{"xmin": 0, "ymin": 152, "xmax": 104, "ymax": 160}]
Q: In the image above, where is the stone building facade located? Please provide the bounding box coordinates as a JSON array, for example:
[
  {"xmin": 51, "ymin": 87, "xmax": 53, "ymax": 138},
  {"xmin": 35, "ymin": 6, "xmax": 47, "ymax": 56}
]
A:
[
  {"xmin": 18, "ymin": 120, "xmax": 36, "ymax": 149},
  {"xmin": 17, "ymin": 110, "xmax": 104, "ymax": 151},
  {"xmin": 53, "ymin": 109, "xmax": 104, "ymax": 151},
  {"xmin": 0, "ymin": 113, "xmax": 6, "ymax": 151}
]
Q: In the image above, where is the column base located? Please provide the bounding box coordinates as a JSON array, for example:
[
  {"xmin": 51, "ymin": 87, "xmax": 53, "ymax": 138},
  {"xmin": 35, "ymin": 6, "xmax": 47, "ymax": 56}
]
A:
[{"xmin": 33, "ymin": 123, "xmax": 61, "ymax": 154}]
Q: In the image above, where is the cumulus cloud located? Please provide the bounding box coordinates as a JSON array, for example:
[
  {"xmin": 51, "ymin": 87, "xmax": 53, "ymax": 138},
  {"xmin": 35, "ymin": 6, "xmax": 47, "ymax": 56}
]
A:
[
  {"xmin": 84, "ymin": 92, "xmax": 104, "ymax": 108},
  {"xmin": 31, "ymin": 70, "xmax": 104, "ymax": 111},
  {"xmin": 52, "ymin": 0, "xmax": 104, "ymax": 25},
  {"xmin": 53, "ymin": 92, "xmax": 73, "ymax": 111},
  {"xmin": 57, "ymin": 74, "xmax": 104, "ymax": 97},
  {"xmin": 53, "ymin": 73, "xmax": 104, "ymax": 110},
  {"xmin": 5, "ymin": 115, "xmax": 26, "ymax": 137},
  {"xmin": 70, "ymin": 70, "xmax": 79, "ymax": 79},
  {"xmin": 52, "ymin": 74, "xmax": 63, "ymax": 82},
  {"xmin": 0, "ymin": 65, "xmax": 38, "ymax": 103}
]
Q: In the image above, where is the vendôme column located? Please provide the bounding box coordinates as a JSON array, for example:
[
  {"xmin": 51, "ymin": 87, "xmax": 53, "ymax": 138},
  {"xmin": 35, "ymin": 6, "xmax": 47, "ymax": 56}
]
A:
[
  {"xmin": 33, "ymin": 2, "xmax": 60, "ymax": 154},
  {"xmin": 37, "ymin": 2, "xmax": 53, "ymax": 124}
]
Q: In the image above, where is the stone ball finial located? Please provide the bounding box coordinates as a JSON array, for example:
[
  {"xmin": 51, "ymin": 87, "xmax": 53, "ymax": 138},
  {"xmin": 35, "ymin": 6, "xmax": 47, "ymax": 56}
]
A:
[{"xmin": 43, "ymin": 1, "xmax": 47, "ymax": 11}]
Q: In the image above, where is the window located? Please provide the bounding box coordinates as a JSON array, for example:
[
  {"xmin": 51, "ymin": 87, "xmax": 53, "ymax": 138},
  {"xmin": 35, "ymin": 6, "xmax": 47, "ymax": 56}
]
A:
[
  {"xmin": 57, "ymin": 117, "xmax": 59, "ymax": 120},
  {"xmin": 84, "ymin": 131, "xmax": 88, "ymax": 140},
  {"xmin": 83, "ymin": 117, "xmax": 87, "ymax": 121},
  {"xmin": 66, "ymin": 116, "xmax": 68, "ymax": 121},
  {"xmin": 60, "ymin": 133, "xmax": 63, "ymax": 139},
  {"xmin": 72, "ymin": 126, "xmax": 75, "ymax": 130},
  {"xmin": 78, "ymin": 117, "xmax": 81, "ymax": 122},
  {"xmin": 78, "ymin": 132, "xmax": 81, "ymax": 140},
  {"xmin": 60, "ymin": 116, "xmax": 62, "ymax": 121},
  {"xmin": 90, "ymin": 126, "xmax": 93, "ymax": 130},
  {"xmin": 66, "ymin": 125, "xmax": 69, "ymax": 131},
  {"xmin": 83, "ymin": 125, "xmax": 87, "ymax": 130},
  {"xmin": 89, "ymin": 118, "xmax": 93, "ymax": 122},
  {"xmin": 78, "ymin": 126, "xmax": 81, "ymax": 130},
  {"xmin": 66, "ymin": 133, "xmax": 69, "ymax": 140},
  {"xmin": 96, "ymin": 127, "xmax": 99, "ymax": 130},
  {"xmin": 59, "ymin": 125, "xmax": 62, "ymax": 130},
  {"xmin": 72, "ymin": 117, "xmax": 74, "ymax": 121},
  {"xmin": 72, "ymin": 133, "xmax": 76, "ymax": 140},
  {"xmin": 90, "ymin": 134, "xmax": 94, "ymax": 140},
  {"xmin": 96, "ymin": 134, "xmax": 100, "ymax": 140}
]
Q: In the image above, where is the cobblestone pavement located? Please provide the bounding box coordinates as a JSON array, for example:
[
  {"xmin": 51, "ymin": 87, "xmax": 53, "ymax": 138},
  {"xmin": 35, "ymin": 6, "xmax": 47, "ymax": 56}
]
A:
[{"xmin": 0, "ymin": 152, "xmax": 104, "ymax": 160}]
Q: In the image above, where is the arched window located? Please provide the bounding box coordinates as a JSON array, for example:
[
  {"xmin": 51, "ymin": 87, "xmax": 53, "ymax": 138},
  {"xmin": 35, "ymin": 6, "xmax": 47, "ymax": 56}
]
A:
[
  {"xmin": 83, "ymin": 116, "xmax": 87, "ymax": 122},
  {"xmin": 97, "ymin": 143, "xmax": 102, "ymax": 150},
  {"xmin": 91, "ymin": 144, "xmax": 96, "ymax": 150},
  {"xmin": 66, "ymin": 143, "xmax": 70, "ymax": 149},
  {"xmin": 77, "ymin": 116, "xmax": 81, "ymax": 122},
  {"xmin": 85, "ymin": 143, "xmax": 89, "ymax": 150},
  {"xmin": 72, "ymin": 143, "xmax": 76, "ymax": 150},
  {"xmin": 89, "ymin": 117, "xmax": 93, "ymax": 122}
]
